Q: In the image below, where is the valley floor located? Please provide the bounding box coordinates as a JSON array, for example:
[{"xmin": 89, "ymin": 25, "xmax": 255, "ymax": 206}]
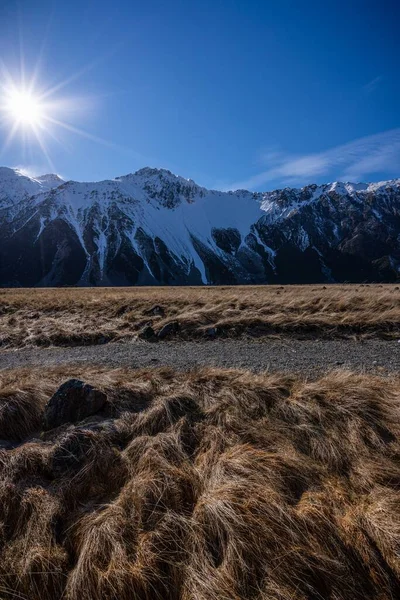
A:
[
  {"xmin": 1, "ymin": 284, "xmax": 399, "ymax": 348},
  {"xmin": 1, "ymin": 284, "xmax": 400, "ymax": 599}
]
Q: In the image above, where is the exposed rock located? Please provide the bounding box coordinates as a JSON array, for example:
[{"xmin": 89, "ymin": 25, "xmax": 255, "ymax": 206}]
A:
[
  {"xmin": 205, "ymin": 327, "xmax": 218, "ymax": 339},
  {"xmin": 211, "ymin": 227, "xmax": 241, "ymax": 254},
  {"xmin": 43, "ymin": 379, "xmax": 107, "ymax": 431},
  {"xmin": 145, "ymin": 305, "xmax": 165, "ymax": 317},
  {"xmin": 138, "ymin": 325, "xmax": 156, "ymax": 340},
  {"xmin": 158, "ymin": 321, "xmax": 180, "ymax": 339}
]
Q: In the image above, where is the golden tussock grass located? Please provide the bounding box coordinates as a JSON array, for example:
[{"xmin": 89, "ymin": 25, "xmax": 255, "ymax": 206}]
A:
[
  {"xmin": 0, "ymin": 283, "xmax": 399, "ymax": 347},
  {"xmin": 0, "ymin": 365, "xmax": 400, "ymax": 599}
]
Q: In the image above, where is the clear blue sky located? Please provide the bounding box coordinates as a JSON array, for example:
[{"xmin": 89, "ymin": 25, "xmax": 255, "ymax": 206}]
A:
[{"xmin": 0, "ymin": 0, "xmax": 399, "ymax": 190}]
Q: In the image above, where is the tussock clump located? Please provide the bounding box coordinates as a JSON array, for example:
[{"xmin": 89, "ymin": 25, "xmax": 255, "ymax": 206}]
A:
[
  {"xmin": 1, "ymin": 284, "xmax": 400, "ymax": 348},
  {"xmin": 0, "ymin": 375, "xmax": 53, "ymax": 440},
  {"xmin": 0, "ymin": 365, "xmax": 399, "ymax": 599}
]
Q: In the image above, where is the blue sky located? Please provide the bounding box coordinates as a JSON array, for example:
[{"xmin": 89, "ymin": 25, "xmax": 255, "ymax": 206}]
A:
[{"xmin": 0, "ymin": 0, "xmax": 399, "ymax": 190}]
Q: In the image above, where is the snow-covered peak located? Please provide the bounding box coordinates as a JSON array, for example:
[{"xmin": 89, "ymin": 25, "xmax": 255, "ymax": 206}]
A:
[
  {"xmin": 0, "ymin": 167, "xmax": 63, "ymax": 208},
  {"xmin": 258, "ymin": 178, "xmax": 400, "ymax": 219},
  {"xmin": 116, "ymin": 166, "xmax": 195, "ymax": 185},
  {"xmin": 114, "ymin": 167, "xmax": 205, "ymax": 208},
  {"xmin": 363, "ymin": 178, "xmax": 400, "ymax": 193},
  {"xmin": 36, "ymin": 173, "xmax": 65, "ymax": 187},
  {"xmin": 317, "ymin": 179, "xmax": 400, "ymax": 197}
]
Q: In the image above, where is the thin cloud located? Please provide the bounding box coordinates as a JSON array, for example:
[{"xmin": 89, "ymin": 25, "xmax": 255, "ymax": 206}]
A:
[
  {"xmin": 363, "ymin": 75, "xmax": 383, "ymax": 94},
  {"xmin": 226, "ymin": 128, "xmax": 400, "ymax": 191}
]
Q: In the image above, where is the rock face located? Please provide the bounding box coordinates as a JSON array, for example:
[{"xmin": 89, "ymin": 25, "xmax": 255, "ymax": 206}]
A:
[
  {"xmin": 0, "ymin": 166, "xmax": 399, "ymax": 285},
  {"xmin": 43, "ymin": 379, "xmax": 107, "ymax": 430}
]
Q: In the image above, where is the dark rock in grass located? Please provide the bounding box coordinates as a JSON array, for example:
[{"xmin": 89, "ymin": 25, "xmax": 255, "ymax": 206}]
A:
[
  {"xmin": 0, "ymin": 439, "xmax": 17, "ymax": 450},
  {"xmin": 205, "ymin": 327, "xmax": 218, "ymax": 339},
  {"xmin": 157, "ymin": 321, "xmax": 180, "ymax": 339},
  {"xmin": 145, "ymin": 305, "xmax": 165, "ymax": 317},
  {"xmin": 138, "ymin": 325, "xmax": 156, "ymax": 340},
  {"xmin": 43, "ymin": 379, "xmax": 107, "ymax": 431}
]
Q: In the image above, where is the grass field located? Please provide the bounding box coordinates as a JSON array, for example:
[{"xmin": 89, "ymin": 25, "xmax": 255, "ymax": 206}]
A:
[
  {"xmin": 1, "ymin": 284, "xmax": 399, "ymax": 347},
  {"xmin": 1, "ymin": 284, "xmax": 399, "ymax": 598},
  {"xmin": 0, "ymin": 365, "xmax": 400, "ymax": 599}
]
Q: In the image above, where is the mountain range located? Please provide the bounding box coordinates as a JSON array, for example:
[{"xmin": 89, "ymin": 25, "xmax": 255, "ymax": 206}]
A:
[{"xmin": 0, "ymin": 166, "xmax": 399, "ymax": 286}]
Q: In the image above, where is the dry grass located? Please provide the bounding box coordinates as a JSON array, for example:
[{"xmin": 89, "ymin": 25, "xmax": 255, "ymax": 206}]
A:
[
  {"xmin": 0, "ymin": 365, "xmax": 400, "ymax": 599},
  {"xmin": 1, "ymin": 284, "xmax": 400, "ymax": 347}
]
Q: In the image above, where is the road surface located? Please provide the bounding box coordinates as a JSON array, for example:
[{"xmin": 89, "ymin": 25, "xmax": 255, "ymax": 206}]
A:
[{"xmin": 1, "ymin": 338, "xmax": 399, "ymax": 376}]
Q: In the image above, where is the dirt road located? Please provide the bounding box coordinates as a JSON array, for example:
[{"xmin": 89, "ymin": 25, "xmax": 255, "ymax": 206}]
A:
[{"xmin": 1, "ymin": 338, "xmax": 399, "ymax": 376}]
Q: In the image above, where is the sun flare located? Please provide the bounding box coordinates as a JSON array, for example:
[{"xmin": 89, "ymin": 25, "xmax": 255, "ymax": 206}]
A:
[
  {"xmin": 0, "ymin": 59, "xmax": 111, "ymax": 171},
  {"xmin": 0, "ymin": 67, "xmax": 96, "ymax": 171},
  {"xmin": 4, "ymin": 89, "xmax": 44, "ymax": 127}
]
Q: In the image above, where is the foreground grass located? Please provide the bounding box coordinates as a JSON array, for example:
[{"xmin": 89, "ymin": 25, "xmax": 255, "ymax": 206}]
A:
[
  {"xmin": 0, "ymin": 366, "xmax": 400, "ymax": 599},
  {"xmin": 1, "ymin": 284, "xmax": 399, "ymax": 347}
]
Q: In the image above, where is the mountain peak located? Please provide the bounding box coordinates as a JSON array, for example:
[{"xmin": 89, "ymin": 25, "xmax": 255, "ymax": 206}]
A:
[
  {"xmin": 116, "ymin": 166, "xmax": 197, "ymax": 186},
  {"xmin": 36, "ymin": 173, "xmax": 65, "ymax": 185},
  {"xmin": 114, "ymin": 166, "xmax": 203, "ymax": 208},
  {"xmin": 0, "ymin": 166, "xmax": 28, "ymax": 179},
  {"xmin": 0, "ymin": 167, "xmax": 65, "ymax": 209},
  {"xmin": 134, "ymin": 167, "xmax": 175, "ymax": 178}
]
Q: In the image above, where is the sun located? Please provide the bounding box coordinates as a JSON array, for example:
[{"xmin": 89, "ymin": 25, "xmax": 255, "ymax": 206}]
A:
[
  {"xmin": 4, "ymin": 89, "xmax": 44, "ymax": 127},
  {"xmin": 0, "ymin": 60, "xmax": 113, "ymax": 171}
]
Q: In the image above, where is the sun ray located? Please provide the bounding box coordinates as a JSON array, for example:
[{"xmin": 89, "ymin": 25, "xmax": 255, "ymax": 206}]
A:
[
  {"xmin": 29, "ymin": 7, "xmax": 56, "ymax": 94},
  {"xmin": 0, "ymin": 120, "xmax": 21, "ymax": 158},
  {"xmin": 44, "ymin": 115, "xmax": 123, "ymax": 150},
  {"xmin": 31, "ymin": 123, "xmax": 57, "ymax": 173},
  {"xmin": 39, "ymin": 61, "xmax": 103, "ymax": 101},
  {"xmin": 0, "ymin": 38, "xmax": 130, "ymax": 171},
  {"xmin": 0, "ymin": 69, "xmax": 87, "ymax": 165},
  {"xmin": 17, "ymin": 5, "xmax": 26, "ymax": 89},
  {"xmin": 39, "ymin": 42, "xmax": 125, "ymax": 101},
  {"xmin": 36, "ymin": 120, "xmax": 70, "ymax": 150}
]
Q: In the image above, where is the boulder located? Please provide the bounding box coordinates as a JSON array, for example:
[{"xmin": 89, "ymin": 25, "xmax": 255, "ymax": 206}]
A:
[
  {"xmin": 157, "ymin": 321, "xmax": 179, "ymax": 339},
  {"xmin": 138, "ymin": 325, "xmax": 156, "ymax": 340},
  {"xmin": 43, "ymin": 379, "xmax": 107, "ymax": 431}
]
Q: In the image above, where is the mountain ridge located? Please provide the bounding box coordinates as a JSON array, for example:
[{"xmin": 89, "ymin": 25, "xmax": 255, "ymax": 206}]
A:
[{"xmin": 0, "ymin": 166, "xmax": 399, "ymax": 286}]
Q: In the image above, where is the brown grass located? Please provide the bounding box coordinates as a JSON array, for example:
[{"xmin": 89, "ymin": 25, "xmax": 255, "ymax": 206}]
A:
[
  {"xmin": 0, "ymin": 365, "xmax": 400, "ymax": 599},
  {"xmin": 1, "ymin": 284, "xmax": 400, "ymax": 347}
]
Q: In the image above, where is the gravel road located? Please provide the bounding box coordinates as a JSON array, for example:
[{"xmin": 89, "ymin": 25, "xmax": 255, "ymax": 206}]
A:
[{"xmin": 1, "ymin": 339, "xmax": 399, "ymax": 376}]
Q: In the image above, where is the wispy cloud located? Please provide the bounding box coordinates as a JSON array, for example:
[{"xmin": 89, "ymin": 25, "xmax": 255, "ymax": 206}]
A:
[
  {"xmin": 226, "ymin": 128, "xmax": 400, "ymax": 191},
  {"xmin": 363, "ymin": 75, "xmax": 383, "ymax": 94}
]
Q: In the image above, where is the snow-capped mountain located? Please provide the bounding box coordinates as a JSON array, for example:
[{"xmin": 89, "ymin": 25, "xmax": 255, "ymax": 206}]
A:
[
  {"xmin": 0, "ymin": 166, "xmax": 399, "ymax": 286},
  {"xmin": 0, "ymin": 168, "xmax": 64, "ymax": 209}
]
